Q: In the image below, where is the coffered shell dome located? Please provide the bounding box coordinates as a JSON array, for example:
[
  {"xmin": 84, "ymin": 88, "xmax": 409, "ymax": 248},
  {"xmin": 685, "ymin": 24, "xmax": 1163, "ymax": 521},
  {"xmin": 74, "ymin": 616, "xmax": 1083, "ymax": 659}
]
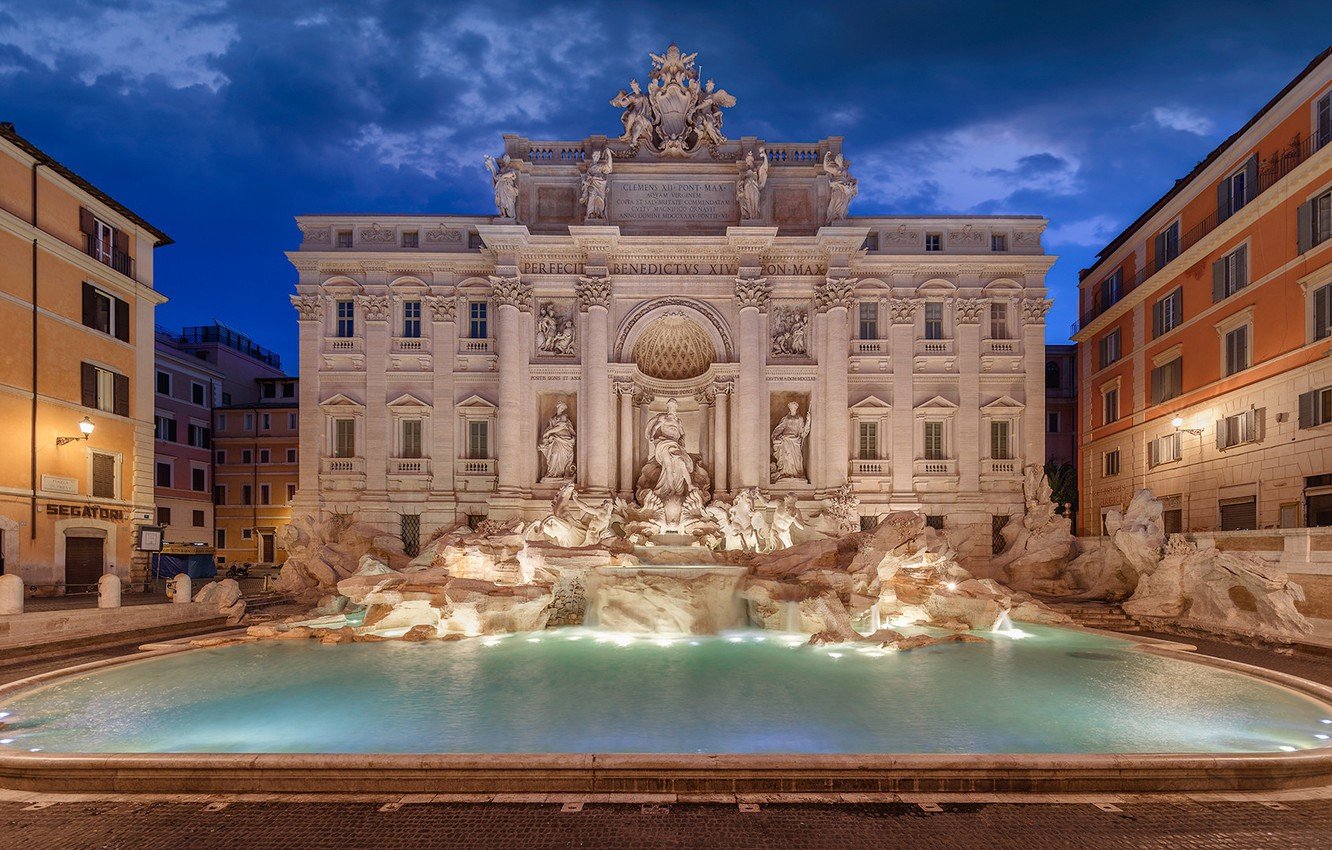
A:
[{"xmin": 632, "ymin": 314, "xmax": 714, "ymax": 381}]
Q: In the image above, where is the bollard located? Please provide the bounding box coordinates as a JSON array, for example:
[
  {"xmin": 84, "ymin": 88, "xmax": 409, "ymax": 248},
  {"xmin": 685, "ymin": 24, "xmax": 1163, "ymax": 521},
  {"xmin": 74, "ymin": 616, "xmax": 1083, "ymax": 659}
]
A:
[
  {"xmin": 172, "ymin": 573, "xmax": 191, "ymax": 604},
  {"xmin": 98, "ymin": 573, "xmax": 122, "ymax": 608},
  {"xmin": 0, "ymin": 574, "xmax": 22, "ymax": 615}
]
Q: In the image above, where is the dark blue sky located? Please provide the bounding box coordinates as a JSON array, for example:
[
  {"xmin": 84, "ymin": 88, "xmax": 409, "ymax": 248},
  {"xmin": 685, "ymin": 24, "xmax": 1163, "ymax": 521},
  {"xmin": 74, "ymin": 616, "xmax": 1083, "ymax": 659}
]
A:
[{"xmin": 3, "ymin": 1, "xmax": 1330, "ymax": 370}]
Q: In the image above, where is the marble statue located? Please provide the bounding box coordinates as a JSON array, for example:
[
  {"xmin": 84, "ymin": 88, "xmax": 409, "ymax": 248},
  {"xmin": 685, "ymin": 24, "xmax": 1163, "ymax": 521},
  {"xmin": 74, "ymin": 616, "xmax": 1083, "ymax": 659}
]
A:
[
  {"xmin": 636, "ymin": 397, "xmax": 711, "ymax": 530},
  {"xmin": 483, "ymin": 154, "xmax": 519, "ymax": 218},
  {"xmin": 535, "ymin": 303, "xmax": 575, "ymax": 355},
  {"xmin": 580, "ymin": 149, "xmax": 612, "ymax": 220},
  {"xmin": 769, "ymin": 306, "xmax": 809, "ymax": 356},
  {"xmin": 610, "ymin": 80, "xmax": 654, "ymax": 146},
  {"xmin": 822, "ymin": 151, "xmax": 858, "ymax": 222},
  {"xmin": 737, "ymin": 148, "xmax": 768, "ymax": 219},
  {"xmin": 691, "ymin": 79, "xmax": 736, "ymax": 147},
  {"xmin": 769, "ymin": 494, "xmax": 806, "ymax": 550},
  {"xmin": 538, "ymin": 402, "xmax": 577, "ymax": 480},
  {"xmin": 770, "ymin": 401, "xmax": 811, "ymax": 482}
]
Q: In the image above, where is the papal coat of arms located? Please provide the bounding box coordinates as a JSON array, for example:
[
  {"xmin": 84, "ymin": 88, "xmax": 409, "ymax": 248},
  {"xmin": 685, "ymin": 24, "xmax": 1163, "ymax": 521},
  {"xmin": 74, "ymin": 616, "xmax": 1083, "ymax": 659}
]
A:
[{"xmin": 611, "ymin": 43, "xmax": 736, "ymax": 156}]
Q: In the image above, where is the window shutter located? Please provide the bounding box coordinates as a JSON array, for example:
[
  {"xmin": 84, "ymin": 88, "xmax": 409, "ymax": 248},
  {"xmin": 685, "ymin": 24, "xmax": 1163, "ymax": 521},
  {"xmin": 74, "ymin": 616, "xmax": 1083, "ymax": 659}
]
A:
[
  {"xmin": 112, "ymin": 372, "xmax": 129, "ymax": 417},
  {"xmin": 167, "ymin": 419, "xmax": 177, "ymax": 442},
  {"xmin": 1212, "ymin": 257, "xmax": 1225, "ymax": 302},
  {"xmin": 1243, "ymin": 155, "xmax": 1258, "ymax": 204},
  {"xmin": 1318, "ymin": 286, "xmax": 1330, "ymax": 340},
  {"xmin": 1152, "ymin": 299, "xmax": 1163, "ymax": 338},
  {"xmin": 1253, "ymin": 407, "xmax": 1266, "ymax": 442},
  {"xmin": 112, "ymin": 229, "xmax": 129, "ymax": 255},
  {"xmin": 1148, "ymin": 438, "xmax": 1158, "ymax": 468},
  {"xmin": 1300, "ymin": 391, "xmax": 1315, "ymax": 429},
  {"xmin": 82, "ymin": 283, "xmax": 96, "ymax": 328},
  {"xmin": 1154, "ymin": 232, "xmax": 1167, "ymax": 271},
  {"xmin": 1217, "ymin": 178, "xmax": 1231, "ymax": 223},
  {"xmin": 79, "ymin": 207, "xmax": 95, "ymax": 235},
  {"xmin": 113, "ymin": 296, "xmax": 129, "ymax": 342},
  {"xmin": 1216, "ymin": 419, "xmax": 1226, "ymax": 450},
  {"xmin": 80, "ymin": 362, "xmax": 96, "ymax": 408},
  {"xmin": 1299, "ymin": 200, "xmax": 1314, "ymax": 254},
  {"xmin": 1236, "ymin": 245, "xmax": 1248, "ymax": 288}
]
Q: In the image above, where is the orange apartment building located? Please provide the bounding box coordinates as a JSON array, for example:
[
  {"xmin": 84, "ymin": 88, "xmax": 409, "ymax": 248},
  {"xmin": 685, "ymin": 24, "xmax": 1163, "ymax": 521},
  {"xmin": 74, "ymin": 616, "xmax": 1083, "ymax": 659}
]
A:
[
  {"xmin": 213, "ymin": 376, "xmax": 299, "ymax": 567},
  {"xmin": 0, "ymin": 124, "xmax": 170, "ymax": 593},
  {"xmin": 1074, "ymin": 48, "xmax": 1332, "ymax": 541}
]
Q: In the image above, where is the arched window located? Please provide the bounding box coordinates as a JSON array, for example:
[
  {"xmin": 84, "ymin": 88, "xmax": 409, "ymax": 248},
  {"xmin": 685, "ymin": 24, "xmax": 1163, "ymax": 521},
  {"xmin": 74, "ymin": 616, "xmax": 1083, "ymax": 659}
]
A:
[{"xmin": 1045, "ymin": 361, "xmax": 1061, "ymax": 389}]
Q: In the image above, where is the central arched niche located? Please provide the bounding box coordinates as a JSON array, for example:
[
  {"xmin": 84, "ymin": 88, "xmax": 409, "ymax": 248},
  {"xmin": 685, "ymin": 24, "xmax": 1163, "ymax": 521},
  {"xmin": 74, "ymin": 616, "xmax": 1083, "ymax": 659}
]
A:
[{"xmin": 631, "ymin": 314, "xmax": 715, "ymax": 380}]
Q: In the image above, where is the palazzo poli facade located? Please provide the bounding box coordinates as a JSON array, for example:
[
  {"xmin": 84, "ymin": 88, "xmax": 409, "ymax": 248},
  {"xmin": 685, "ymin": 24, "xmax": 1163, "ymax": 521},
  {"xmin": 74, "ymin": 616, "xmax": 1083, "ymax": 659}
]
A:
[{"xmin": 288, "ymin": 46, "xmax": 1054, "ymax": 562}]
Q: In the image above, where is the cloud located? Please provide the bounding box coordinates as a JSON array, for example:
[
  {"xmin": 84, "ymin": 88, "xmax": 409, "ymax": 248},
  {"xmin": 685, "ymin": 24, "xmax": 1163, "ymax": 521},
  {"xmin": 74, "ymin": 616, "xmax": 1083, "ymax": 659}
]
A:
[
  {"xmin": 1044, "ymin": 215, "xmax": 1121, "ymax": 247},
  {"xmin": 1149, "ymin": 105, "xmax": 1214, "ymax": 135},
  {"xmin": 856, "ymin": 122, "xmax": 1082, "ymax": 211},
  {"xmin": 0, "ymin": 0, "xmax": 236, "ymax": 90}
]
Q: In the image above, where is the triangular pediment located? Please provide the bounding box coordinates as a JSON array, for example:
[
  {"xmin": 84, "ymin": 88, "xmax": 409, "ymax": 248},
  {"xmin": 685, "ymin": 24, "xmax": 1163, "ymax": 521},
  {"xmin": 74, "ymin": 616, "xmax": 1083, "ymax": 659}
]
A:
[
  {"xmin": 981, "ymin": 395, "xmax": 1025, "ymax": 411},
  {"xmin": 319, "ymin": 392, "xmax": 363, "ymax": 408},
  {"xmin": 387, "ymin": 392, "xmax": 430, "ymax": 408},
  {"xmin": 850, "ymin": 395, "xmax": 891, "ymax": 411},
  {"xmin": 914, "ymin": 395, "xmax": 958, "ymax": 411},
  {"xmin": 456, "ymin": 394, "xmax": 498, "ymax": 410}
]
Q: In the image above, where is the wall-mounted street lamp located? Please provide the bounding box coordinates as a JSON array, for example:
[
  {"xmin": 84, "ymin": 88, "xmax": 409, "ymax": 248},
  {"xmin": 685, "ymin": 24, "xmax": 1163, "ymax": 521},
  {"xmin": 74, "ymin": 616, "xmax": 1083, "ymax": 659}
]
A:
[
  {"xmin": 56, "ymin": 416, "xmax": 95, "ymax": 446},
  {"xmin": 1171, "ymin": 415, "xmax": 1203, "ymax": 436}
]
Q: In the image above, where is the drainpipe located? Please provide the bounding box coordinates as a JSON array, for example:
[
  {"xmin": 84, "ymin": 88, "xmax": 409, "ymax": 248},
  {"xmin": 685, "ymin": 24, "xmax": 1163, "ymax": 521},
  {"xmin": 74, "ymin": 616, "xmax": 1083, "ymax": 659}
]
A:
[{"xmin": 30, "ymin": 161, "xmax": 43, "ymax": 541}]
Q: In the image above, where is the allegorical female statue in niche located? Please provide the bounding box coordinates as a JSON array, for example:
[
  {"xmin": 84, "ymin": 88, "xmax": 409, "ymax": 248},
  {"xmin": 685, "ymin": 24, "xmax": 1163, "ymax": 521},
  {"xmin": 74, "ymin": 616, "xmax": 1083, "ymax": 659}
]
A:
[
  {"xmin": 538, "ymin": 402, "xmax": 576, "ymax": 480},
  {"xmin": 770, "ymin": 401, "xmax": 811, "ymax": 481}
]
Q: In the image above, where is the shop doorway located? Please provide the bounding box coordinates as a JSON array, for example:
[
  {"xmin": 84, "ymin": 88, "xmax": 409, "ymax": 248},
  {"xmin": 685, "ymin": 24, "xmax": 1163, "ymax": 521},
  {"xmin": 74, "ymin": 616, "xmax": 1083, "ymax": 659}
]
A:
[{"xmin": 64, "ymin": 535, "xmax": 105, "ymax": 591}]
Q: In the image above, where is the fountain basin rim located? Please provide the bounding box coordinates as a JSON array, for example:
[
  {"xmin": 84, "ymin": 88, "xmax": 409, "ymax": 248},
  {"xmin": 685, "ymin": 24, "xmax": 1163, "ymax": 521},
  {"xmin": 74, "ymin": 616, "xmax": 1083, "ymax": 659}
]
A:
[{"xmin": 3, "ymin": 628, "xmax": 1332, "ymax": 794}]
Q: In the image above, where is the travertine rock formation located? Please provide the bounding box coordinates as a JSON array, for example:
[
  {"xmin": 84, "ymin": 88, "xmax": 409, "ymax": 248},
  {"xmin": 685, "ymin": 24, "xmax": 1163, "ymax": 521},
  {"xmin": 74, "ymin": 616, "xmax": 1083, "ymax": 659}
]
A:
[
  {"xmin": 991, "ymin": 465, "xmax": 1076, "ymax": 595},
  {"xmin": 273, "ymin": 512, "xmax": 408, "ymax": 601},
  {"xmin": 192, "ymin": 578, "xmax": 246, "ymax": 624}
]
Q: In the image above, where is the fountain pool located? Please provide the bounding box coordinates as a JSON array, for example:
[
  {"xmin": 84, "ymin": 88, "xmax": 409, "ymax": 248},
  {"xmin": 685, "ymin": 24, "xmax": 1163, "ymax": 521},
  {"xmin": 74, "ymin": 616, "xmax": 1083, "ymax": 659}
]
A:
[{"xmin": 2, "ymin": 625, "xmax": 1329, "ymax": 757}]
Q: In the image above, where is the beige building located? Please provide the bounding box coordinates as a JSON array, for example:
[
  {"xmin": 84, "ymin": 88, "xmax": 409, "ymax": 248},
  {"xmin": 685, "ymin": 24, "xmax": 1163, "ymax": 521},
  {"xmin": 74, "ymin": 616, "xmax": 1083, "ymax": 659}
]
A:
[
  {"xmin": 287, "ymin": 46, "xmax": 1053, "ymax": 563},
  {"xmin": 0, "ymin": 123, "xmax": 170, "ymax": 592}
]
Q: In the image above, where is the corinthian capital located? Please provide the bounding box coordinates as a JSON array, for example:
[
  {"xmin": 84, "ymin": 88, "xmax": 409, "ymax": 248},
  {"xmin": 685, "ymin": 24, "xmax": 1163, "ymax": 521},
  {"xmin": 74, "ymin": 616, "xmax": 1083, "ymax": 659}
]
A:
[
  {"xmin": 357, "ymin": 295, "xmax": 390, "ymax": 322},
  {"xmin": 426, "ymin": 294, "xmax": 457, "ymax": 322},
  {"xmin": 489, "ymin": 275, "xmax": 532, "ymax": 311},
  {"xmin": 888, "ymin": 297, "xmax": 918, "ymax": 324},
  {"xmin": 954, "ymin": 297, "xmax": 985, "ymax": 324},
  {"xmin": 1020, "ymin": 297, "xmax": 1053, "ymax": 322},
  {"xmin": 290, "ymin": 294, "xmax": 324, "ymax": 321},
  {"xmin": 576, "ymin": 275, "xmax": 613, "ymax": 311},
  {"xmin": 733, "ymin": 276, "xmax": 771, "ymax": 311},
  {"xmin": 814, "ymin": 276, "xmax": 858, "ymax": 312}
]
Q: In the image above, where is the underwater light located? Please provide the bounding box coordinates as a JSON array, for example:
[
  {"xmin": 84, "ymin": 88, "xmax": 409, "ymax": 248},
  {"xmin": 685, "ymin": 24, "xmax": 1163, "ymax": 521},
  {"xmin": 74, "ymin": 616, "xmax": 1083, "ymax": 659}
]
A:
[
  {"xmin": 612, "ymin": 635, "xmax": 633, "ymax": 647},
  {"xmin": 828, "ymin": 652, "xmax": 843, "ymax": 659},
  {"xmin": 1316, "ymin": 734, "xmax": 1329, "ymax": 740},
  {"xmin": 28, "ymin": 748, "xmax": 40, "ymax": 752},
  {"xmin": 945, "ymin": 582, "xmax": 957, "ymax": 591},
  {"xmin": 0, "ymin": 738, "xmax": 13, "ymax": 745},
  {"xmin": 1279, "ymin": 745, "xmax": 1298, "ymax": 752},
  {"xmin": 526, "ymin": 637, "xmax": 541, "ymax": 643},
  {"xmin": 0, "ymin": 712, "xmax": 9, "ymax": 719}
]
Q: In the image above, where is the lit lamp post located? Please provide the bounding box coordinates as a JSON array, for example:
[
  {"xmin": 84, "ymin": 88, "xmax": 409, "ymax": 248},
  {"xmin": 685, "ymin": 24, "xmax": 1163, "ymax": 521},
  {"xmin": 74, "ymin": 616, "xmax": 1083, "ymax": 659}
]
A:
[
  {"xmin": 56, "ymin": 416, "xmax": 95, "ymax": 446},
  {"xmin": 1171, "ymin": 415, "xmax": 1203, "ymax": 436}
]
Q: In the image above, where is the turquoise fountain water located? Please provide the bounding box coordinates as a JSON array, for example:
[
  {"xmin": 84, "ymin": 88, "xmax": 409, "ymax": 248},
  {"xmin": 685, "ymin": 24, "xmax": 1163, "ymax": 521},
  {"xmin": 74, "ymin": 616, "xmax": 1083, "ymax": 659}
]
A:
[{"xmin": 2, "ymin": 625, "xmax": 1329, "ymax": 755}]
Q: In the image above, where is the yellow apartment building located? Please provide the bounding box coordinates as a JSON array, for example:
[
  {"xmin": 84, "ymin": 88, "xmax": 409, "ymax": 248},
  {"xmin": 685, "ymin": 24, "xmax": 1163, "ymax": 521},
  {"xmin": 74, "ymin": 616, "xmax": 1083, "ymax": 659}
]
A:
[{"xmin": 0, "ymin": 123, "xmax": 170, "ymax": 593}]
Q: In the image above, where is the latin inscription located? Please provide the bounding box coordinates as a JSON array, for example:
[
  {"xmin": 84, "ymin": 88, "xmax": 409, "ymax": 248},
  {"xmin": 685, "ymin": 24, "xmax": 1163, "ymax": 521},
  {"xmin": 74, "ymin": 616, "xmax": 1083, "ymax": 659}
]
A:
[{"xmin": 611, "ymin": 180, "xmax": 737, "ymax": 223}]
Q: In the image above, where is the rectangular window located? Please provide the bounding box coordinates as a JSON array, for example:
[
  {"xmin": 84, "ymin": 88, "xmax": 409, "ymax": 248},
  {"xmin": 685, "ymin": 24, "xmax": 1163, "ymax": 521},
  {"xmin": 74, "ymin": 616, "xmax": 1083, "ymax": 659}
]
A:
[
  {"xmin": 857, "ymin": 301, "xmax": 878, "ymax": 340},
  {"xmin": 1150, "ymin": 357, "xmax": 1182, "ymax": 404},
  {"xmin": 401, "ymin": 419, "xmax": 423, "ymax": 458},
  {"xmin": 1315, "ymin": 283, "xmax": 1332, "ymax": 341},
  {"xmin": 1310, "ymin": 189, "xmax": 1332, "ymax": 249},
  {"xmin": 335, "ymin": 300, "xmax": 355, "ymax": 337},
  {"xmin": 216, "ymin": 528, "xmax": 226, "ymax": 549},
  {"xmin": 1299, "ymin": 386, "xmax": 1332, "ymax": 429},
  {"xmin": 1148, "ymin": 432, "xmax": 1181, "ymax": 467},
  {"xmin": 1103, "ymin": 387, "xmax": 1119, "ymax": 424},
  {"xmin": 1224, "ymin": 325, "xmax": 1250, "ymax": 376},
  {"xmin": 468, "ymin": 301, "xmax": 489, "ymax": 339},
  {"xmin": 282, "ymin": 382, "xmax": 295, "ymax": 398},
  {"xmin": 924, "ymin": 302, "xmax": 944, "ymax": 340},
  {"xmin": 401, "ymin": 513, "xmax": 421, "ymax": 558},
  {"xmin": 333, "ymin": 418, "xmax": 356, "ymax": 458},
  {"xmin": 242, "ymin": 484, "xmax": 252, "ymax": 505},
  {"xmin": 989, "ymin": 302, "xmax": 1010, "ymax": 339},
  {"xmin": 857, "ymin": 421, "xmax": 878, "ymax": 460},
  {"xmin": 923, "ymin": 421, "xmax": 944, "ymax": 460},
  {"xmin": 286, "ymin": 448, "xmax": 297, "ymax": 463},
  {"xmin": 243, "ymin": 413, "xmax": 254, "ymax": 431},
  {"xmin": 336, "ymin": 230, "xmax": 352, "ymax": 248},
  {"xmin": 1213, "ymin": 245, "xmax": 1249, "ymax": 301},
  {"xmin": 401, "ymin": 230, "xmax": 419, "ymax": 249},
  {"xmin": 81, "ymin": 283, "xmax": 128, "ymax": 342},
  {"xmin": 242, "ymin": 528, "xmax": 252, "ymax": 540},
  {"xmin": 1217, "ymin": 409, "xmax": 1263, "ymax": 449},
  {"xmin": 259, "ymin": 449, "xmax": 270, "ymax": 464},
  {"xmin": 288, "ymin": 412, "xmax": 298, "ymax": 429},
  {"xmin": 1153, "ymin": 287, "xmax": 1183, "ymax": 337},
  {"xmin": 1047, "ymin": 411, "xmax": 1060, "ymax": 433},
  {"xmin": 1098, "ymin": 328, "xmax": 1121, "ymax": 368},
  {"xmin": 402, "ymin": 300, "xmax": 422, "ymax": 338},
  {"xmin": 187, "ymin": 424, "xmax": 210, "ymax": 448},
  {"xmin": 286, "ymin": 483, "xmax": 297, "ymax": 501},
  {"xmin": 924, "ymin": 232, "xmax": 942, "ymax": 252},
  {"xmin": 990, "ymin": 233, "xmax": 1008, "ymax": 252},
  {"xmin": 1103, "ymin": 449, "xmax": 1120, "ymax": 477},
  {"xmin": 192, "ymin": 466, "xmax": 206, "ymax": 492},
  {"xmin": 241, "ymin": 449, "xmax": 252, "ymax": 464},
  {"xmin": 260, "ymin": 483, "xmax": 270, "ymax": 505},
  {"xmin": 1097, "ymin": 269, "xmax": 1123, "ymax": 311},
  {"xmin": 82, "ymin": 363, "xmax": 127, "ymax": 415},
  {"xmin": 217, "ymin": 413, "xmax": 227, "ymax": 431},
  {"xmin": 155, "ymin": 370, "xmax": 171, "ymax": 396},
  {"xmin": 467, "ymin": 420, "xmax": 489, "ymax": 459},
  {"xmin": 154, "ymin": 415, "xmax": 175, "ymax": 442},
  {"xmin": 263, "ymin": 382, "xmax": 276, "ymax": 398},
  {"xmin": 1219, "ymin": 496, "xmax": 1258, "ymax": 531},
  {"xmin": 261, "ymin": 413, "xmax": 271, "ymax": 430},
  {"xmin": 214, "ymin": 485, "xmax": 226, "ymax": 505},
  {"xmin": 1226, "ymin": 167, "xmax": 1249, "ymax": 217},
  {"xmin": 191, "ymin": 382, "xmax": 206, "ymax": 406},
  {"xmin": 990, "ymin": 420, "xmax": 1012, "ymax": 460},
  {"xmin": 91, "ymin": 451, "xmax": 116, "ymax": 498},
  {"xmin": 1319, "ymin": 92, "xmax": 1331, "ymax": 150},
  {"xmin": 192, "ymin": 509, "xmax": 205, "ymax": 528},
  {"xmin": 215, "ymin": 450, "xmax": 226, "ymax": 465},
  {"xmin": 1155, "ymin": 221, "xmax": 1180, "ymax": 270},
  {"xmin": 157, "ymin": 507, "xmax": 171, "ymax": 526},
  {"xmin": 155, "ymin": 461, "xmax": 172, "ymax": 488}
]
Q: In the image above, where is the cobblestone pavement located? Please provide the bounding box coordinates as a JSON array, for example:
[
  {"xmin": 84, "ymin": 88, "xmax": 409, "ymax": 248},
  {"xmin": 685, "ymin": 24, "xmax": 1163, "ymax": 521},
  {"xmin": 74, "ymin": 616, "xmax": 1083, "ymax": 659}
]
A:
[{"xmin": 3, "ymin": 798, "xmax": 1331, "ymax": 850}]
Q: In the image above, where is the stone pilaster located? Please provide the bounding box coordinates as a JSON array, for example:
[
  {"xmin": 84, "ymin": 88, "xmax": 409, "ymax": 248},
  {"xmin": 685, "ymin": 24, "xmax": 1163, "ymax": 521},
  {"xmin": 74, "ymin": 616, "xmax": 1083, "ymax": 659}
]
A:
[
  {"xmin": 291, "ymin": 294, "xmax": 325, "ymax": 506},
  {"xmin": 428, "ymin": 293, "xmax": 457, "ymax": 493},
  {"xmin": 634, "ymin": 387, "xmax": 655, "ymax": 484},
  {"xmin": 578, "ymin": 275, "xmax": 613, "ymax": 494},
  {"xmin": 694, "ymin": 384, "xmax": 714, "ymax": 474},
  {"xmin": 615, "ymin": 381, "xmax": 635, "ymax": 497},
  {"xmin": 733, "ymin": 277, "xmax": 770, "ymax": 488},
  {"xmin": 816, "ymin": 276, "xmax": 856, "ymax": 489},
  {"xmin": 358, "ymin": 294, "xmax": 391, "ymax": 493},
  {"xmin": 888, "ymin": 297, "xmax": 918, "ymax": 496},
  {"xmin": 1021, "ymin": 298, "xmax": 1052, "ymax": 464},
  {"xmin": 712, "ymin": 379, "xmax": 732, "ymax": 493},
  {"xmin": 955, "ymin": 297, "xmax": 983, "ymax": 493},
  {"xmin": 491, "ymin": 275, "xmax": 531, "ymax": 494}
]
